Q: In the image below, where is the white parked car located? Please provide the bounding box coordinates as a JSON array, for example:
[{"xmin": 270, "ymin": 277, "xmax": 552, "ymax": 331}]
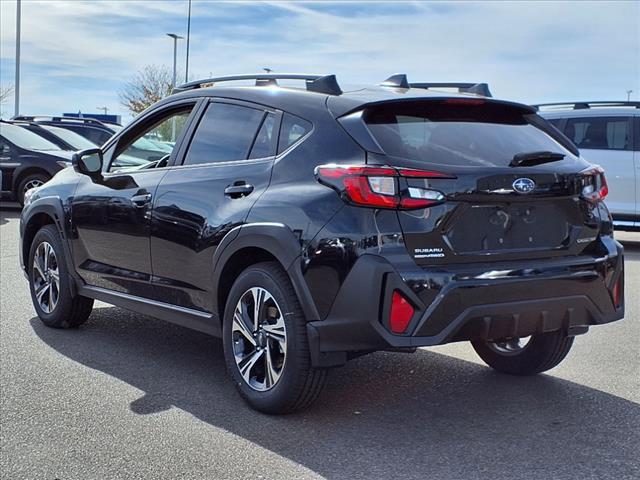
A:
[{"xmin": 537, "ymin": 101, "xmax": 639, "ymax": 231}]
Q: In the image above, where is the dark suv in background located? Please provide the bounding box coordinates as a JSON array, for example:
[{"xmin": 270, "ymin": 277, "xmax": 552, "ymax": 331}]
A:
[
  {"xmin": 19, "ymin": 74, "xmax": 625, "ymax": 413},
  {"xmin": 1, "ymin": 120, "xmax": 76, "ymax": 205},
  {"xmin": 13, "ymin": 116, "xmax": 120, "ymax": 146}
]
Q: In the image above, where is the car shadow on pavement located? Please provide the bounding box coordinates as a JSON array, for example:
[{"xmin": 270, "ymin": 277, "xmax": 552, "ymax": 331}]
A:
[
  {"xmin": 30, "ymin": 308, "xmax": 639, "ymax": 480},
  {"xmin": 619, "ymin": 238, "xmax": 640, "ymax": 262},
  {"xmin": 0, "ymin": 205, "xmax": 21, "ymax": 226}
]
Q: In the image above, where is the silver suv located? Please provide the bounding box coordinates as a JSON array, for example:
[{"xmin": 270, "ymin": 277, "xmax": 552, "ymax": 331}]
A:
[{"xmin": 536, "ymin": 101, "xmax": 639, "ymax": 230}]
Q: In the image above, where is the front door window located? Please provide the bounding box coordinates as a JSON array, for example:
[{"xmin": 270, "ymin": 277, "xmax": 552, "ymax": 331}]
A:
[{"xmin": 109, "ymin": 106, "xmax": 194, "ymax": 172}]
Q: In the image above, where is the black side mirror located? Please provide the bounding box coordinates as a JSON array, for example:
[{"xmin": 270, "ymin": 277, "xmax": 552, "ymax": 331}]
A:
[{"xmin": 72, "ymin": 148, "xmax": 103, "ymax": 176}]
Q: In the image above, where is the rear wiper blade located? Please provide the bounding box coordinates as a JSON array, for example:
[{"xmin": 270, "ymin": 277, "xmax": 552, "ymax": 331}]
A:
[{"xmin": 510, "ymin": 151, "xmax": 565, "ymax": 167}]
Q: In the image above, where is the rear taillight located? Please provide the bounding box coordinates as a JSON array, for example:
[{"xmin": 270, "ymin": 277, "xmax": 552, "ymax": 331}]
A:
[
  {"xmin": 389, "ymin": 290, "xmax": 414, "ymax": 334},
  {"xmin": 580, "ymin": 165, "xmax": 608, "ymax": 203},
  {"xmin": 315, "ymin": 164, "xmax": 454, "ymax": 209}
]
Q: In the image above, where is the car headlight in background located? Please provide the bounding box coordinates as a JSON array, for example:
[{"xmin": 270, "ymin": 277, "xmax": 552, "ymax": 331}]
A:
[{"xmin": 56, "ymin": 161, "xmax": 72, "ymax": 169}]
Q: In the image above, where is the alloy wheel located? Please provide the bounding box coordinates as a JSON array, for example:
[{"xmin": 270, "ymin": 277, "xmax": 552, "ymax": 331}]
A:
[
  {"xmin": 232, "ymin": 287, "xmax": 287, "ymax": 391},
  {"xmin": 23, "ymin": 178, "xmax": 44, "ymax": 195},
  {"xmin": 32, "ymin": 241, "xmax": 60, "ymax": 314},
  {"xmin": 486, "ymin": 336, "xmax": 532, "ymax": 355}
]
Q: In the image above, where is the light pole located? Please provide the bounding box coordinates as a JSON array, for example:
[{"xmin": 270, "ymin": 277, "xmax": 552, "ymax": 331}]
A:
[
  {"xmin": 14, "ymin": 0, "xmax": 21, "ymax": 117},
  {"xmin": 626, "ymin": 90, "xmax": 633, "ymax": 102},
  {"xmin": 96, "ymin": 106, "xmax": 109, "ymax": 115},
  {"xmin": 185, "ymin": 0, "xmax": 192, "ymax": 83},
  {"xmin": 167, "ymin": 33, "xmax": 183, "ymax": 142},
  {"xmin": 167, "ymin": 33, "xmax": 184, "ymax": 89}
]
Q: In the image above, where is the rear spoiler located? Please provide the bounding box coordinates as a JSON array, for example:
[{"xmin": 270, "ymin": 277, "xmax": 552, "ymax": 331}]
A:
[{"xmin": 335, "ymin": 98, "xmax": 577, "ymax": 157}]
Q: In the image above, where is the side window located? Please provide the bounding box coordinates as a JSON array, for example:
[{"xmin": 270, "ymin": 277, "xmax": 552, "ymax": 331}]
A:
[
  {"xmin": 564, "ymin": 116, "xmax": 631, "ymax": 151},
  {"xmin": 109, "ymin": 105, "xmax": 194, "ymax": 172},
  {"xmin": 248, "ymin": 113, "xmax": 276, "ymax": 159},
  {"xmin": 64, "ymin": 126, "xmax": 107, "ymax": 146},
  {"xmin": 277, "ymin": 113, "xmax": 312, "ymax": 154},
  {"xmin": 86, "ymin": 128, "xmax": 112, "ymax": 146},
  {"xmin": 184, "ymin": 103, "xmax": 265, "ymax": 165},
  {"xmin": 546, "ymin": 118, "xmax": 563, "ymax": 129}
]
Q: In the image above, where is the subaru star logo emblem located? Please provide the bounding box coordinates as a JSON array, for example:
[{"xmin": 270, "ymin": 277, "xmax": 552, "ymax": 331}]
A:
[{"xmin": 513, "ymin": 178, "xmax": 535, "ymax": 194}]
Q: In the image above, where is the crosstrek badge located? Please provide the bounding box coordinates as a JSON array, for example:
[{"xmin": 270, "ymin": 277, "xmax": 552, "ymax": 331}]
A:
[{"xmin": 414, "ymin": 247, "xmax": 445, "ymax": 258}]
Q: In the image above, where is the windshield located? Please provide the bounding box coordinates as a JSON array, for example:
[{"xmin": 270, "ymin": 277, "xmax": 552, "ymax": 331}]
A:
[
  {"xmin": 41, "ymin": 125, "xmax": 98, "ymax": 150},
  {"xmin": 0, "ymin": 123, "xmax": 61, "ymax": 151},
  {"xmin": 364, "ymin": 101, "xmax": 574, "ymax": 168}
]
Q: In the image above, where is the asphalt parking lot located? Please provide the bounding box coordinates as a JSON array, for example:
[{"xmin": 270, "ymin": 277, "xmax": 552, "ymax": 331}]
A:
[{"xmin": 1, "ymin": 203, "xmax": 638, "ymax": 480}]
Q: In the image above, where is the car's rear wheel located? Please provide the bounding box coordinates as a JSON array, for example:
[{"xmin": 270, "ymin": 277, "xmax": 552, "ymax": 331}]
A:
[
  {"xmin": 17, "ymin": 172, "xmax": 50, "ymax": 206},
  {"xmin": 222, "ymin": 262, "xmax": 327, "ymax": 414},
  {"xmin": 471, "ymin": 330, "xmax": 574, "ymax": 375},
  {"xmin": 28, "ymin": 225, "xmax": 94, "ymax": 328}
]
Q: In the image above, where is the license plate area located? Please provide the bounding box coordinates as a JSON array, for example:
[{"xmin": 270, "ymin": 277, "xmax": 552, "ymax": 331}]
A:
[{"xmin": 445, "ymin": 203, "xmax": 570, "ymax": 254}]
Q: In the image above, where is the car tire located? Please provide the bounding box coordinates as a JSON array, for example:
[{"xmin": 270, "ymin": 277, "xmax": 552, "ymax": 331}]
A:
[
  {"xmin": 28, "ymin": 225, "xmax": 94, "ymax": 328},
  {"xmin": 471, "ymin": 330, "xmax": 574, "ymax": 375},
  {"xmin": 17, "ymin": 172, "xmax": 50, "ymax": 206},
  {"xmin": 222, "ymin": 261, "xmax": 327, "ymax": 414}
]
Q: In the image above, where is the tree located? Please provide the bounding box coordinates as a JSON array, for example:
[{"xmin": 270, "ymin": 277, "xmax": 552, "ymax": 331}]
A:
[
  {"xmin": 0, "ymin": 84, "xmax": 14, "ymax": 118},
  {"xmin": 0, "ymin": 84, "xmax": 13, "ymax": 104},
  {"xmin": 119, "ymin": 65, "xmax": 173, "ymax": 115}
]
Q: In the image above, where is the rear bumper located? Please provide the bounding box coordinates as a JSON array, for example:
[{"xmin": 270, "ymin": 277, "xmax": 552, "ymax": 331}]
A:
[{"xmin": 307, "ymin": 237, "xmax": 624, "ymax": 367}]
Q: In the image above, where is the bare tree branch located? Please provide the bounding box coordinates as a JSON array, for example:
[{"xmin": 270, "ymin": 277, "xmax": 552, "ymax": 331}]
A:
[
  {"xmin": 119, "ymin": 65, "xmax": 173, "ymax": 115},
  {"xmin": 0, "ymin": 84, "xmax": 14, "ymax": 105}
]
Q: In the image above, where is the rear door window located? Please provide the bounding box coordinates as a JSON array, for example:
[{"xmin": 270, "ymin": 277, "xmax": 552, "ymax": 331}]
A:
[
  {"xmin": 564, "ymin": 116, "xmax": 631, "ymax": 151},
  {"xmin": 277, "ymin": 113, "xmax": 312, "ymax": 154},
  {"xmin": 364, "ymin": 101, "xmax": 574, "ymax": 167},
  {"xmin": 184, "ymin": 103, "xmax": 265, "ymax": 165},
  {"xmin": 249, "ymin": 113, "xmax": 277, "ymax": 159}
]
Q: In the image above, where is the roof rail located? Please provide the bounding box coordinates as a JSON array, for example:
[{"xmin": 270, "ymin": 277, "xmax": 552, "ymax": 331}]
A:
[
  {"xmin": 533, "ymin": 101, "xmax": 640, "ymax": 110},
  {"xmin": 172, "ymin": 73, "xmax": 342, "ymax": 95},
  {"xmin": 410, "ymin": 82, "xmax": 492, "ymax": 97},
  {"xmin": 12, "ymin": 115, "xmax": 109, "ymax": 126}
]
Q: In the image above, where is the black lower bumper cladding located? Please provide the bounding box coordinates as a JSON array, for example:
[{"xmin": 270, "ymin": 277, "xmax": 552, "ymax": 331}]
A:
[{"xmin": 307, "ymin": 239, "xmax": 624, "ymax": 367}]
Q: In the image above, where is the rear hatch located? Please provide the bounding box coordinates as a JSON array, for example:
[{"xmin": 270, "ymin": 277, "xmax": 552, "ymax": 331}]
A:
[{"xmin": 359, "ymin": 98, "xmax": 605, "ymax": 265}]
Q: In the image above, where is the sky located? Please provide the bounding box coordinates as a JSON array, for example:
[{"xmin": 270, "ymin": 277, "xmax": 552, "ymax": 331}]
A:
[{"xmin": 0, "ymin": 0, "xmax": 638, "ymax": 120}]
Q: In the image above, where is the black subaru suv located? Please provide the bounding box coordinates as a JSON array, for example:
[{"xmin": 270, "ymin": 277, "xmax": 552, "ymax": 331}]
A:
[{"xmin": 19, "ymin": 74, "xmax": 625, "ymax": 413}]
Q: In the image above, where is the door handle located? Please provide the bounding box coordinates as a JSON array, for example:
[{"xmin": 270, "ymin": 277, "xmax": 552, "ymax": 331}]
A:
[
  {"xmin": 131, "ymin": 193, "xmax": 152, "ymax": 207},
  {"xmin": 224, "ymin": 183, "xmax": 254, "ymax": 198}
]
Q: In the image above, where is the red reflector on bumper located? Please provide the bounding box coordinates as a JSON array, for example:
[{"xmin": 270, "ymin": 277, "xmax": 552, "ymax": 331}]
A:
[
  {"xmin": 612, "ymin": 276, "xmax": 622, "ymax": 309},
  {"xmin": 390, "ymin": 290, "xmax": 414, "ymax": 334}
]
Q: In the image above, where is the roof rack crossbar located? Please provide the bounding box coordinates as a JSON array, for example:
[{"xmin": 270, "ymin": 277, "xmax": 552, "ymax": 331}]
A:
[
  {"xmin": 172, "ymin": 73, "xmax": 342, "ymax": 95},
  {"xmin": 533, "ymin": 101, "xmax": 640, "ymax": 110},
  {"xmin": 409, "ymin": 82, "xmax": 493, "ymax": 97},
  {"xmin": 378, "ymin": 74, "xmax": 492, "ymax": 97}
]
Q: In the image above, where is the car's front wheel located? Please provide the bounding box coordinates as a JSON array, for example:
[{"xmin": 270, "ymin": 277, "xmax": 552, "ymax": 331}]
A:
[
  {"xmin": 28, "ymin": 225, "xmax": 94, "ymax": 328},
  {"xmin": 222, "ymin": 262, "xmax": 327, "ymax": 414},
  {"xmin": 471, "ymin": 330, "xmax": 574, "ymax": 375}
]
